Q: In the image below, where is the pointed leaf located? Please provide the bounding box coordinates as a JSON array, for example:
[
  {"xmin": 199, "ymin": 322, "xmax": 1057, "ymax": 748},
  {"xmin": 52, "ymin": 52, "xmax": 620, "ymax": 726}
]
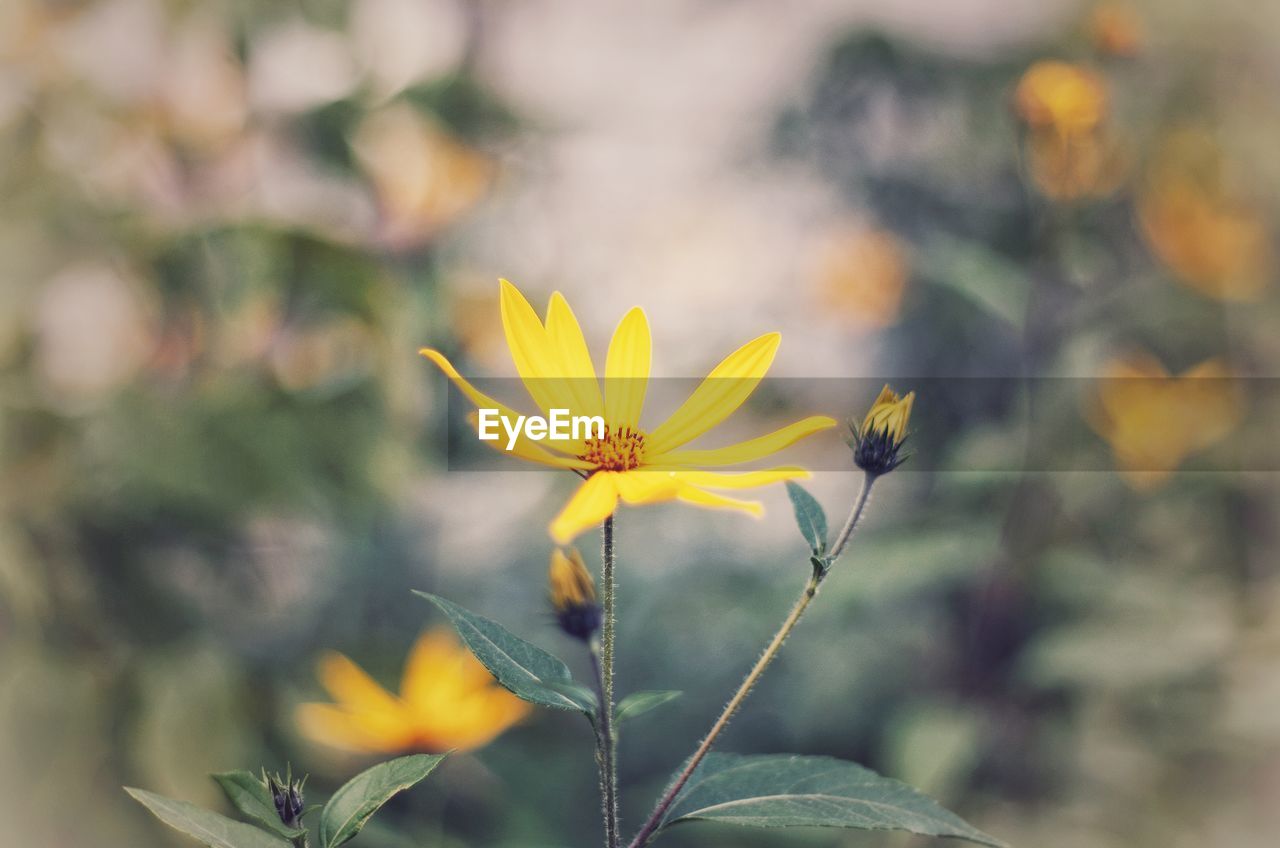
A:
[
  {"xmin": 126, "ymin": 788, "xmax": 292, "ymax": 848},
  {"xmin": 319, "ymin": 753, "xmax": 446, "ymax": 848},
  {"xmin": 211, "ymin": 771, "xmax": 306, "ymax": 840},
  {"xmin": 785, "ymin": 482, "xmax": 828, "ymax": 555},
  {"xmin": 415, "ymin": 592, "xmax": 595, "ymax": 714},
  {"xmin": 617, "ymin": 690, "xmax": 681, "ymax": 724},
  {"xmin": 662, "ymin": 753, "xmax": 1006, "ymax": 847}
]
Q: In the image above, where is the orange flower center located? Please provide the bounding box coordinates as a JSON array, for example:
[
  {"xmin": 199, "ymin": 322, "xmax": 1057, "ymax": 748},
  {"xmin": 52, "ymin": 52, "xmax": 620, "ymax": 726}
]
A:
[{"xmin": 580, "ymin": 425, "xmax": 646, "ymax": 471}]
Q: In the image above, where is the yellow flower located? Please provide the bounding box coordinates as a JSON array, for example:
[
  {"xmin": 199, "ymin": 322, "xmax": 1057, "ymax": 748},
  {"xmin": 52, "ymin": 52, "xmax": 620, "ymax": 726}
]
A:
[
  {"xmin": 1086, "ymin": 352, "xmax": 1244, "ymax": 490},
  {"xmin": 1087, "ymin": 2, "xmax": 1144, "ymax": 58},
  {"xmin": 1026, "ymin": 131, "xmax": 1127, "ymax": 201},
  {"xmin": 549, "ymin": 548, "xmax": 601, "ymax": 641},
  {"xmin": 1013, "ymin": 61, "xmax": 1108, "ymax": 137},
  {"xmin": 420, "ymin": 280, "xmax": 836, "ymax": 543},
  {"xmin": 1137, "ymin": 131, "xmax": 1272, "ymax": 302},
  {"xmin": 296, "ymin": 629, "xmax": 531, "ymax": 755},
  {"xmin": 851, "ymin": 384, "xmax": 915, "ymax": 475},
  {"xmin": 816, "ymin": 228, "xmax": 908, "ymax": 329}
]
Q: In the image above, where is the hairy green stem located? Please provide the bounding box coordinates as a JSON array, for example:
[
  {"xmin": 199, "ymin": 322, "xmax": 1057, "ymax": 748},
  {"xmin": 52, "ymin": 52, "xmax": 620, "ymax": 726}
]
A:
[
  {"xmin": 626, "ymin": 473, "xmax": 876, "ymax": 848},
  {"xmin": 597, "ymin": 515, "xmax": 620, "ymax": 848}
]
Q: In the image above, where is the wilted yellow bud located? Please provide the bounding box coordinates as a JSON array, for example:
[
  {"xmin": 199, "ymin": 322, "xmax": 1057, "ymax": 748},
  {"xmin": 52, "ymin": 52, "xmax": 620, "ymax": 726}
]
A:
[
  {"xmin": 1014, "ymin": 61, "xmax": 1107, "ymax": 137},
  {"xmin": 549, "ymin": 548, "xmax": 600, "ymax": 641},
  {"xmin": 852, "ymin": 385, "xmax": 915, "ymax": 475}
]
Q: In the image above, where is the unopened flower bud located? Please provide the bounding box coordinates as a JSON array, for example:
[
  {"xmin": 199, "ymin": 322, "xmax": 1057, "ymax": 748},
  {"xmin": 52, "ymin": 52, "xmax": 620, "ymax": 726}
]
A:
[
  {"xmin": 548, "ymin": 548, "xmax": 601, "ymax": 642},
  {"xmin": 263, "ymin": 768, "xmax": 306, "ymax": 829},
  {"xmin": 850, "ymin": 385, "xmax": 914, "ymax": 476}
]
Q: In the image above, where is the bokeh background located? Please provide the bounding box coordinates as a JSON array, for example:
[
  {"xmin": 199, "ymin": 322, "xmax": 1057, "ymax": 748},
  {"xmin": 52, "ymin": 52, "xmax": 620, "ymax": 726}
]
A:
[{"xmin": 3, "ymin": 0, "xmax": 1279, "ymax": 846}]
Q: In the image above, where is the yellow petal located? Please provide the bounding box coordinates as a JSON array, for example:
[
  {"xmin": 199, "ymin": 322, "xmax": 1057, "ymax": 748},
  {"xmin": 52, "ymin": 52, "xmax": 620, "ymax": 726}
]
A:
[
  {"xmin": 419, "ymin": 347, "xmax": 524, "ymax": 422},
  {"xmin": 316, "ymin": 651, "xmax": 405, "ymax": 715},
  {"xmin": 604, "ymin": 307, "xmax": 652, "ymax": 429},
  {"xmin": 647, "ymin": 415, "xmax": 836, "ymax": 466},
  {"xmin": 499, "ymin": 279, "xmax": 580, "ymax": 416},
  {"xmin": 401, "ymin": 629, "xmax": 494, "ymax": 707},
  {"xmin": 675, "ymin": 486, "xmax": 765, "ymax": 516},
  {"xmin": 613, "ymin": 470, "xmax": 682, "ymax": 505},
  {"xmin": 664, "ymin": 467, "xmax": 809, "ymax": 490},
  {"xmin": 295, "ymin": 703, "xmax": 415, "ymax": 754},
  {"xmin": 545, "ymin": 292, "xmax": 604, "ymax": 418},
  {"xmin": 550, "ymin": 472, "xmax": 620, "ymax": 544},
  {"xmin": 466, "ymin": 411, "xmax": 593, "ymax": 469},
  {"xmin": 645, "ymin": 332, "xmax": 781, "ymax": 455}
]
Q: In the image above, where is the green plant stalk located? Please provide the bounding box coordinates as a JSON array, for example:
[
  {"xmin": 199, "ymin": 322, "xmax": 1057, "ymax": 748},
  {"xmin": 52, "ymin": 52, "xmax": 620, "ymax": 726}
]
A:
[
  {"xmin": 590, "ymin": 645, "xmax": 618, "ymax": 848},
  {"xmin": 597, "ymin": 515, "xmax": 621, "ymax": 848},
  {"xmin": 626, "ymin": 472, "xmax": 876, "ymax": 848}
]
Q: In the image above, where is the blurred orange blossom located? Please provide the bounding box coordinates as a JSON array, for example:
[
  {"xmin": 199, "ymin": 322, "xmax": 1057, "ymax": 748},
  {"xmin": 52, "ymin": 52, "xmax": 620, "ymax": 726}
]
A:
[
  {"xmin": 1137, "ymin": 131, "xmax": 1273, "ymax": 302},
  {"xmin": 420, "ymin": 280, "xmax": 836, "ymax": 543},
  {"xmin": 1014, "ymin": 60, "xmax": 1108, "ymax": 138},
  {"xmin": 1086, "ymin": 352, "xmax": 1244, "ymax": 490},
  {"xmin": 296, "ymin": 629, "xmax": 531, "ymax": 755},
  {"xmin": 816, "ymin": 229, "xmax": 908, "ymax": 329},
  {"xmin": 1088, "ymin": 2, "xmax": 1144, "ymax": 58}
]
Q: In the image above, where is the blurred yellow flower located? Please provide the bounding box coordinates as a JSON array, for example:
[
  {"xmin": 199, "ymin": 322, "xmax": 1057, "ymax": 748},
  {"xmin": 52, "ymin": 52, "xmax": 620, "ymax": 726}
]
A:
[
  {"xmin": 1088, "ymin": 2, "xmax": 1144, "ymax": 58},
  {"xmin": 420, "ymin": 280, "xmax": 836, "ymax": 543},
  {"xmin": 296, "ymin": 629, "xmax": 531, "ymax": 755},
  {"xmin": 1014, "ymin": 61, "xmax": 1108, "ymax": 138},
  {"xmin": 354, "ymin": 104, "xmax": 493, "ymax": 249},
  {"xmin": 1026, "ymin": 131, "xmax": 1127, "ymax": 201},
  {"xmin": 1138, "ymin": 132, "xmax": 1273, "ymax": 301},
  {"xmin": 549, "ymin": 548, "xmax": 601, "ymax": 641},
  {"xmin": 549, "ymin": 548, "xmax": 595, "ymax": 610},
  {"xmin": 1087, "ymin": 352, "xmax": 1244, "ymax": 490},
  {"xmin": 816, "ymin": 229, "xmax": 908, "ymax": 329}
]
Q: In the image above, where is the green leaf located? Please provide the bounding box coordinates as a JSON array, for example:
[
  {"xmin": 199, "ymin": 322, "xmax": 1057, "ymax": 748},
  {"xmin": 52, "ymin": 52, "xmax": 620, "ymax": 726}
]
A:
[
  {"xmin": 415, "ymin": 592, "xmax": 596, "ymax": 714},
  {"xmin": 617, "ymin": 690, "xmax": 681, "ymax": 724},
  {"xmin": 662, "ymin": 753, "xmax": 1006, "ymax": 848},
  {"xmin": 126, "ymin": 788, "xmax": 292, "ymax": 848},
  {"xmin": 211, "ymin": 771, "xmax": 306, "ymax": 840},
  {"xmin": 785, "ymin": 482, "xmax": 828, "ymax": 555},
  {"xmin": 319, "ymin": 754, "xmax": 446, "ymax": 848}
]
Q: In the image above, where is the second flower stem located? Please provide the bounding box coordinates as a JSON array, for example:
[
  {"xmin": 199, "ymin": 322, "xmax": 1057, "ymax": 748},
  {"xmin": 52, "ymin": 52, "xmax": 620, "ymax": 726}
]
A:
[
  {"xmin": 626, "ymin": 472, "xmax": 876, "ymax": 848},
  {"xmin": 597, "ymin": 515, "xmax": 621, "ymax": 848}
]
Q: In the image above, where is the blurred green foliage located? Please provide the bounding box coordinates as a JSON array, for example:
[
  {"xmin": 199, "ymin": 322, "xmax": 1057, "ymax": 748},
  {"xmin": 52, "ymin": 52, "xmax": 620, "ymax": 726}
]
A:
[{"xmin": 2, "ymin": 1, "xmax": 1279, "ymax": 847}]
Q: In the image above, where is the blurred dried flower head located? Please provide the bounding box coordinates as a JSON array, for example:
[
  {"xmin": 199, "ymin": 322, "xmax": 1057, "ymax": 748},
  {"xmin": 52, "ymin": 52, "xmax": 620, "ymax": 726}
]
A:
[
  {"xmin": 296, "ymin": 629, "xmax": 532, "ymax": 754},
  {"xmin": 1087, "ymin": 2, "xmax": 1145, "ymax": 58},
  {"xmin": 1138, "ymin": 130, "xmax": 1274, "ymax": 301},
  {"xmin": 816, "ymin": 228, "xmax": 908, "ymax": 329},
  {"xmin": 1086, "ymin": 352, "xmax": 1244, "ymax": 490},
  {"xmin": 33, "ymin": 264, "xmax": 157, "ymax": 409},
  {"xmin": 269, "ymin": 316, "xmax": 375, "ymax": 394},
  {"xmin": 1014, "ymin": 60, "xmax": 1108, "ymax": 137},
  {"xmin": 354, "ymin": 104, "xmax": 494, "ymax": 249},
  {"xmin": 1026, "ymin": 131, "xmax": 1127, "ymax": 201}
]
